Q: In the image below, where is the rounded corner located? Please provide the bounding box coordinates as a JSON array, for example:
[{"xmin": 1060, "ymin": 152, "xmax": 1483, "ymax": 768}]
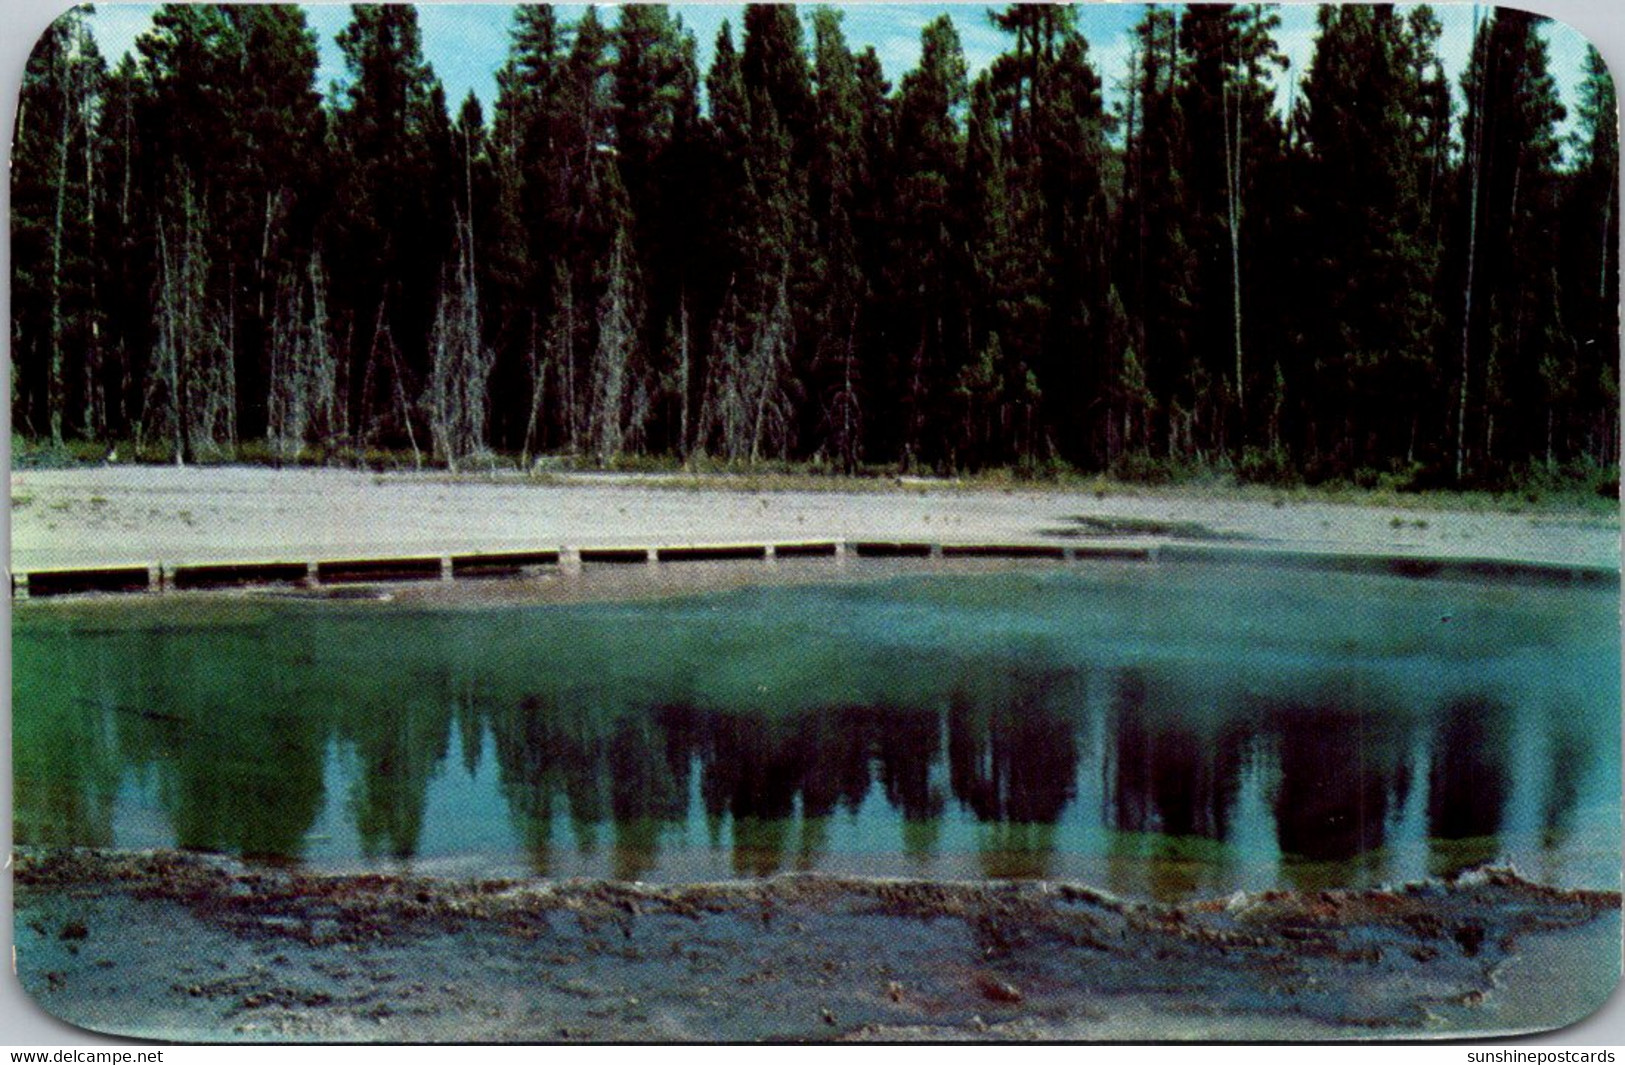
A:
[
  {"xmin": 5, "ymin": 959, "xmax": 143, "ymax": 1044},
  {"xmin": 1524, "ymin": 4, "xmax": 1621, "ymax": 104},
  {"xmin": 1500, "ymin": 910, "xmax": 1625, "ymax": 1042},
  {"xmin": 1541, "ymin": 943, "xmax": 1625, "ymax": 1040},
  {"xmin": 8, "ymin": 912, "xmax": 152, "ymax": 1043},
  {"xmin": 23, "ymin": 4, "xmax": 99, "ymax": 70}
]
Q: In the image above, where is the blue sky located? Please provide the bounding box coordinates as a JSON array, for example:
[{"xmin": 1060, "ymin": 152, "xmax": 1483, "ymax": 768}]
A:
[
  {"xmin": 80, "ymin": 3, "xmax": 1129, "ymax": 105},
  {"xmin": 82, "ymin": 3, "xmax": 1598, "ymax": 146}
]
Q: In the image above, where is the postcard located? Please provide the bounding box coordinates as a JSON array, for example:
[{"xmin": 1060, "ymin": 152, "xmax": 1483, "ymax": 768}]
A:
[{"xmin": 9, "ymin": 2, "xmax": 1621, "ymax": 1044}]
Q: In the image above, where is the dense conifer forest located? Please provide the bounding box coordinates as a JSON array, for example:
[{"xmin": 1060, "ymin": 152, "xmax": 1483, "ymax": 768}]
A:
[{"xmin": 10, "ymin": 4, "xmax": 1620, "ymax": 487}]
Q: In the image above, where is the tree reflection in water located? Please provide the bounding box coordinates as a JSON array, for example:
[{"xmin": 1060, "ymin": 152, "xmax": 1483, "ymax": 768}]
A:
[
  {"xmin": 22, "ymin": 660, "xmax": 1578, "ymax": 889},
  {"xmin": 340, "ymin": 679, "xmax": 454, "ymax": 862},
  {"xmin": 1427, "ymin": 697, "xmax": 1512, "ymax": 878},
  {"xmin": 1271, "ymin": 704, "xmax": 1412, "ymax": 862},
  {"xmin": 1107, "ymin": 670, "xmax": 1245, "ymax": 842}
]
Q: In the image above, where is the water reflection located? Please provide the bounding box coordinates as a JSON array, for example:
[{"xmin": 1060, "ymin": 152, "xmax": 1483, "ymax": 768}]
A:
[
  {"xmin": 1107, "ymin": 670, "xmax": 1246, "ymax": 842},
  {"xmin": 1544, "ymin": 726, "xmax": 1588, "ymax": 844},
  {"xmin": 1427, "ymin": 697, "xmax": 1513, "ymax": 877},
  {"xmin": 1271, "ymin": 703, "xmax": 1411, "ymax": 863},
  {"xmin": 342, "ymin": 683, "xmax": 453, "ymax": 861},
  {"xmin": 13, "ymin": 569, "xmax": 1619, "ymax": 900},
  {"xmin": 948, "ymin": 671, "xmax": 1082, "ymax": 825},
  {"xmin": 109, "ymin": 629, "xmax": 329, "ymax": 859}
]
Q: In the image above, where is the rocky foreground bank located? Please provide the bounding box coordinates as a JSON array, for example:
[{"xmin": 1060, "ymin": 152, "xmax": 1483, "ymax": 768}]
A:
[{"xmin": 13, "ymin": 849, "xmax": 1620, "ymax": 1042}]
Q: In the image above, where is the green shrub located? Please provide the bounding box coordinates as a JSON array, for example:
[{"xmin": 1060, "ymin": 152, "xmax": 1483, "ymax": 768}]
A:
[
  {"xmin": 1111, "ymin": 452, "xmax": 1179, "ymax": 485},
  {"xmin": 1014, "ymin": 454, "xmax": 1075, "ymax": 482},
  {"xmin": 608, "ymin": 452, "xmax": 683, "ymax": 474},
  {"xmin": 1235, "ymin": 447, "xmax": 1301, "ymax": 487},
  {"xmin": 131, "ymin": 438, "xmax": 176, "ymax": 464}
]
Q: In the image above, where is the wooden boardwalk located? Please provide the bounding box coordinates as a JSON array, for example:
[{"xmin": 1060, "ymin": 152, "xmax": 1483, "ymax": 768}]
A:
[{"xmin": 9, "ymin": 539, "xmax": 1615, "ymax": 599}]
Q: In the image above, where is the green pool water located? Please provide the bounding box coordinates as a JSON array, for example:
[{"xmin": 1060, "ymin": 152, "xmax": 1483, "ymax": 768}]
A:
[{"xmin": 13, "ymin": 563, "xmax": 1620, "ymax": 902}]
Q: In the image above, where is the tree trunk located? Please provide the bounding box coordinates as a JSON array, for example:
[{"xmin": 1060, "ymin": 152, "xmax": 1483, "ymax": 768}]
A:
[
  {"xmin": 81, "ymin": 63, "xmax": 101, "ymax": 442},
  {"xmin": 522, "ymin": 312, "xmax": 544, "ymax": 467},
  {"xmin": 677, "ymin": 289, "xmax": 691, "ymax": 458},
  {"xmin": 1223, "ymin": 77, "xmax": 1244, "ymax": 432},
  {"xmin": 1456, "ymin": 6, "xmax": 1487, "ymax": 483},
  {"xmin": 47, "ymin": 52, "xmax": 70, "ymax": 445}
]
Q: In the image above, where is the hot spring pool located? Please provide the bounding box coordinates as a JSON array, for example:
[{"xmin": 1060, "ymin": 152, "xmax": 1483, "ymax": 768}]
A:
[{"xmin": 13, "ymin": 561, "xmax": 1620, "ymax": 902}]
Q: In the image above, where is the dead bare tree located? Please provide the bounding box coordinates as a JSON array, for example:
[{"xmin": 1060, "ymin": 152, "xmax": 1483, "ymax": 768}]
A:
[
  {"xmin": 424, "ymin": 214, "xmax": 495, "ymax": 471},
  {"xmin": 675, "ymin": 290, "xmax": 692, "ymax": 458},
  {"xmin": 585, "ymin": 229, "xmax": 640, "ymax": 465},
  {"xmin": 696, "ymin": 273, "xmax": 796, "ymax": 464},
  {"xmin": 141, "ymin": 174, "xmax": 236, "ymax": 463},
  {"xmin": 1456, "ymin": 3, "xmax": 1487, "ymax": 482},
  {"xmin": 745, "ymin": 275, "xmax": 795, "ymax": 462},
  {"xmin": 520, "ymin": 311, "xmax": 546, "ymax": 467},
  {"xmin": 267, "ymin": 253, "xmax": 343, "ymax": 463},
  {"xmin": 1222, "ymin": 73, "xmax": 1244, "ymax": 424},
  {"xmin": 357, "ymin": 295, "xmax": 421, "ymax": 468},
  {"xmin": 818, "ymin": 301, "xmax": 863, "ymax": 474},
  {"xmin": 545, "ymin": 265, "xmax": 581, "ymax": 456},
  {"xmin": 697, "ymin": 279, "xmax": 748, "ymax": 460},
  {"xmin": 36, "ymin": 14, "xmax": 100, "ymax": 445},
  {"xmin": 78, "ymin": 22, "xmax": 104, "ymax": 443},
  {"xmin": 266, "ymin": 270, "xmax": 307, "ymax": 461},
  {"xmin": 305, "ymin": 256, "xmax": 345, "ymax": 454}
]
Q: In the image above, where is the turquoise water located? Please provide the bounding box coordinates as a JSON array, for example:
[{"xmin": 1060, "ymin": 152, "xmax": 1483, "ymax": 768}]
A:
[{"xmin": 13, "ymin": 564, "xmax": 1620, "ymax": 901}]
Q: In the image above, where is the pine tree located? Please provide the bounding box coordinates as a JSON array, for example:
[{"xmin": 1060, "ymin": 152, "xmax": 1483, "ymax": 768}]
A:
[
  {"xmin": 5, "ymin": 3, "xmax": 1612, "ymax": 484},
  {"xmin": 807, "ymin": 8, "xmax": 866, "ymax": 471},
  {"xmin": 491, "ymin": 5, "xmax": 561, "ymax": 457},
  {"xmin": 889, "ymin": 15, "xmax": 967, "ymax": 469},
  {"xmin": 1117, "ymin": 7, "xmax": 1198, "ymax": 462},
  {"xmin": 695, "ymin": 15, "xmax": 805, "ymax": 462},
  {"xmin": 1177, "ymin": 3, "xmax": 1285, "ymax": 458},
  {"xmin": 741, "ymin": 3, "xmax": 815, "ymax": 160},
  {"xmin": 1037, "ymin": 21, "xmax": 1112, "ymax": 464},
  {"xmin": 225, "ymin": 5, "xmax": 326, "ymax": 444},
  {"xmin": 961, "ymin": 72, "xmax": 1040, "ymax": 469},
  {"xmin": 94, "ymin": 53, "xmax": 149, "ymax": 440},
  {"xmin": 331, "ymin": 4, "xmax": 449, "ymax": 457},
  {"xmin": 133, "ymin": 5, "xmax": 335, "ymax": 460},
  {"xmin": 1302, "ymin": 5, "xmax": 1448, "ymax": 475},
  {"xmin": 134, "ymin": 6, "xmax": 242, "ymax": 451},
  {"xmin": 13, "ymin": 7, "xmax": 104, "ymax": 443},
  {"xmin": 423, "ymin": 95, "xmax": 496, "ymax": 470},
  {"xmin": 613, "ymin": 5, "xmax": 700, "ymax": 454},
  {"xmin": 835, "ymin": 46, "xmax": 895, "ymax": 466},
  {"xmin": 740, "ymin": 4, "xmax": 814, "ymax": 459},
  {"xmin": 1550, "ymin": 45, "xmax": 1619, "ymax": 467},
  {"xmin": 1453, "ymin": 8, "xmax": 1566, "ymax": 481}
]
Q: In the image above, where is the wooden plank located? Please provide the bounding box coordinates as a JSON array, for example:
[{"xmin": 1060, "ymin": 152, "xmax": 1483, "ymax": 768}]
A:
[
  {"xmin": 941, "ymin": 544, "xmax": 1067, "ymax": 559},
  {"xmin": 26, "ymin": 566, "xmax": 152, "ymax": 597},
  {"xmin": 851, "ymin": 541, "xmax": 933, "ymax": 558},
  {"xmin": 450, "ymin": 550, "xmax": 561, "ymax": 578},
  {"xmin": 773, "ymin": 541, "xmax": 839, "ymax": 558},
  {"xmin": 656, "ymin": 544, "xmax": 768, "ymax": 562},
  {"xmin": 578, "ymin": 547, "xmax": 653, "ymax": 564},
  {"xmin": 170, "ymin": 562, "xmax": 310, "ymax": 590},
  {"xmin": 316, "ymin": 557, "xmax": 443, "ymax": 584}
]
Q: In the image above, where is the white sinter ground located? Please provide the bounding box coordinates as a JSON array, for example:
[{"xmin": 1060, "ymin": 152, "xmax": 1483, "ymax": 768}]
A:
[{"xmin": 8, "ymin": 464, "xmax": 1619, "ymax": 573}]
